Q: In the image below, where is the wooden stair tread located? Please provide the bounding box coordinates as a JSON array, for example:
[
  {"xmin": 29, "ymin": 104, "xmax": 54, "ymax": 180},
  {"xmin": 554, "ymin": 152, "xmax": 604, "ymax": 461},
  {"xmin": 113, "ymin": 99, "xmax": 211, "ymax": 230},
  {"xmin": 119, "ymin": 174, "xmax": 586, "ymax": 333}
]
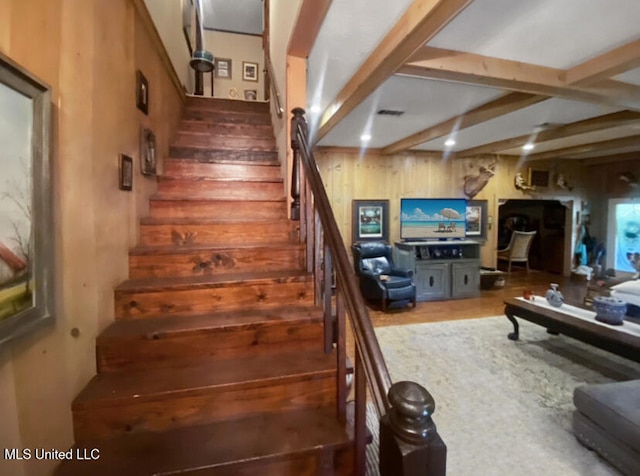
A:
[
  {"xmin": 165, "ymin": 156, "xmax": 280, "ymax": 167},
  {"xmin": 55, "ymin": 407, "xmax": 351, "ymax": 476},
  {"xmin": 99, "ymin": 305, "xmax": 323, "ymax": 339},
  {"xmin": 115, "ymin": 269, "xmax": 311, "ymax": 292},
  {"xmin": 139, "ymin": 216, "xmax": 293, "ymax": 225},
  {"xmin": 73, "ymin": 349, "xmax": 335, "ymax": 409},
  {"xmin": 150, "ymin": 194, "xmax": 286, "ymax": 202},
  {"xmin": 159, "ymin": 175, "xmax": 283, "ymax": 183},
  {"xmin": 129, "ymin": 242, "xmax": 303, "ymax": 255}
]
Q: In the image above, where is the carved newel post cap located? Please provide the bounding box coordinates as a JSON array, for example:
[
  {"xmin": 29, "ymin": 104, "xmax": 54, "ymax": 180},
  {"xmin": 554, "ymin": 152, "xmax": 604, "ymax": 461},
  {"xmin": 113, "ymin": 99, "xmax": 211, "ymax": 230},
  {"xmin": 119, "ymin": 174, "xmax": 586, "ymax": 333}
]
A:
[
  {"xmin": 388, "ymin": 381, "xmax": 436, "ymax": 444},
  {"xmin": 291, "ymin": 107, "xmax": 306, "ymax": 116}
]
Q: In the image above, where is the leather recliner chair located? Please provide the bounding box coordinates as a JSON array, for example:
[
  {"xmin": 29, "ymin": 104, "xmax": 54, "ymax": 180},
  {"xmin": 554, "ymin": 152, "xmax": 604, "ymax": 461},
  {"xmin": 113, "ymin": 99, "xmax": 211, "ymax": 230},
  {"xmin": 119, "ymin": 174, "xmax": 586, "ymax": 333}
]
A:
[{"xmin": 351, "ymin": 242, "xmax": 416, "ymax": 312}]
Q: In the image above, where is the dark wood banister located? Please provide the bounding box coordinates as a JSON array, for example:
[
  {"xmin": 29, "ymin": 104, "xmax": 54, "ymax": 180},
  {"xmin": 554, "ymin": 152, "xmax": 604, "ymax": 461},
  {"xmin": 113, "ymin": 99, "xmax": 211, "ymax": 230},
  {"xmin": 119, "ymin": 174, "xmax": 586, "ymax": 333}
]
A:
[{"xmin": 290, "ymin": 108, "xmax": 447, "ymax": 475}]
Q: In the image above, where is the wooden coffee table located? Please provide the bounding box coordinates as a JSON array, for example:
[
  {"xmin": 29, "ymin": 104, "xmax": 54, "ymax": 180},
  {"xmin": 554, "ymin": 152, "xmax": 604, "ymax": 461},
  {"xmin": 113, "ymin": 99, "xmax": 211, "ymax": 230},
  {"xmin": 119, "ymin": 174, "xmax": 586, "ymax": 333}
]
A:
[{"xmin": 504, "ymin": 297, "xmax": 640, "ymax": 362}]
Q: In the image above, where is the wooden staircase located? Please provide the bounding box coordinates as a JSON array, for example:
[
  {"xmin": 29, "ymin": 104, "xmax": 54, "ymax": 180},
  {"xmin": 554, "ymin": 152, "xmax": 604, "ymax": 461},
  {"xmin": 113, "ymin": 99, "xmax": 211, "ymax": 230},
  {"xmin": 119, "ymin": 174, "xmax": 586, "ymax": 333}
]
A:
[{"xmin": 56, "ymin": 97, "xmax": 355, "ymax": 475}]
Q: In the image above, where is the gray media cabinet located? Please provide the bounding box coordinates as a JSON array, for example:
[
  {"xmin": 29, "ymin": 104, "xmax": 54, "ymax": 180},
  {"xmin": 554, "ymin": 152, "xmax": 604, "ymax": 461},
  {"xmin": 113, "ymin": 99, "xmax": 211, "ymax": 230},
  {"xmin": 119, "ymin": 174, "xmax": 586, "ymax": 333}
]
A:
[{"xmin": 395, "ymin": 240, "xmax": 481, "ymax": 302}]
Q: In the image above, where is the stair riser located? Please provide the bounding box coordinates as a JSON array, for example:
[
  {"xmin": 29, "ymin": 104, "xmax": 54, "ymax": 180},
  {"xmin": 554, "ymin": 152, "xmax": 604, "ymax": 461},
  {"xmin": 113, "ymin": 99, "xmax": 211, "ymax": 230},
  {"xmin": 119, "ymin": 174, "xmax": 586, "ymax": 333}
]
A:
[
  {"xmin": 96, "ymin": 321, "xmax": 324, "ymax": 372},
  {"xmin": 170, "ymin": 146, "xmax": 278, "ymax": 163},
  {"xmin": 163, "ymin": 160, "xmax": 281, "ymax": 180},
  {"xmin": 186, "ymin": 97, "xmax": 270, "ymax": 114},
  {"xmin": 178, "ymin": 121, "xmax": 274, "ymax": 137},
  {"xmin": 115, "ymin": 281, "xmax": 313, "ymax": 319},
  {"xmin": 174, "ymin": 448, "xmax": 354, "ymax": 476},
  {"xmin": 72, "ymin": 375, "xmax": 336, "ymax": 442},
  {"xmin": 174, "ymin": 133, "xmax": 276, "ymax": 150},
  {"xmin": 181, "ymin": 110, "xmax": 272, "ymax": 125},
  {"xmin": 149, "ymin": 200, "xmax": 287, "ymax": 220},
  {"xmin": 157, "ymin": 179, "xmax": 284, "ymax": 201},
  {"xmin": 129, "ymin": 248, "xmax": 305, "ymax": 278},
  {"xmin": 139, "ymin": 222, "xmax": 298, "ymax": 246}
]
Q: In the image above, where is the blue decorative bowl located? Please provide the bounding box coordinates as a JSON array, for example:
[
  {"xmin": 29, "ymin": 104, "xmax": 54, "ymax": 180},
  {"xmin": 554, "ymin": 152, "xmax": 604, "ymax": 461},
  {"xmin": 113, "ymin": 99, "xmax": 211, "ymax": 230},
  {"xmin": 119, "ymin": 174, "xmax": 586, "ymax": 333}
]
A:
[{"xmin": 593, "ymin": 296, "xmax": 627, "ymax": 325}]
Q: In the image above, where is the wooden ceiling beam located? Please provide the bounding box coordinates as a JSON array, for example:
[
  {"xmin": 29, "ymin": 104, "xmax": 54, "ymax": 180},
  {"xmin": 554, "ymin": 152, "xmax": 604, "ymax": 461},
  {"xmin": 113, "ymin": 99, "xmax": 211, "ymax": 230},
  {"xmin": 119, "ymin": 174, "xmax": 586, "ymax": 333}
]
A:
[
  {"xmin": 400, "ymin": 47, "xmax": 640, "ymax": 110},
  {"xmin": 458, "ymin": 110, "xmax": 640, "ymax": 157},
  {"xmin": 524, "ymin": 135, "xmax": 640, "ymax": 161},
  {"xmin": 380, "ymin": 92, "xmax": 547, "ymax": 155},
  {"xmin": 563, "ymin": 38, "xmax": 640, "ymax": 86},
  {"xmin": 315, "ymin": 0, "xmax": 474, "ymax": 143},
  {"xmin": 580, "ymin": 151, "xmax": 640, "ymax": 167},
  {"xmin": 288, "ymin": 0, "xmax": 333, "ymax": 58}
]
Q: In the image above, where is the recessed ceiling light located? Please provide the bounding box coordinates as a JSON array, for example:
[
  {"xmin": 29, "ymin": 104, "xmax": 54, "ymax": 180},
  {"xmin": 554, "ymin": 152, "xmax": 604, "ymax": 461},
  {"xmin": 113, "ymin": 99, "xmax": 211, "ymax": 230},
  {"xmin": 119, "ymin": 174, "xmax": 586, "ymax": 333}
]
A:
[
  {"xmin": 444, "ymin": 138, "xmax": 456, "ymax": 147},
  {"xmin": 360, "ymin": 133, "xmax": 372, "ymax": 142},
  {"xmin": 310, "ymin": 105, "xmax": 321, "ymax": 114},
  {"xmin": 522, "ymin": 143, "xmax": 535, "ymax": 151}
]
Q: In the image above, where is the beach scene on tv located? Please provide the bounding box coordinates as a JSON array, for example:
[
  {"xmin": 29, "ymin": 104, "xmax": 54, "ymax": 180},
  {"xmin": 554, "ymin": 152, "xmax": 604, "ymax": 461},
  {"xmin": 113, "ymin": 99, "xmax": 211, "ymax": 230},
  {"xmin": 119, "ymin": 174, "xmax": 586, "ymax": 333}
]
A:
[{"xmin": 401, "ymin": 198, "xmax": 467, "ymax": 240}]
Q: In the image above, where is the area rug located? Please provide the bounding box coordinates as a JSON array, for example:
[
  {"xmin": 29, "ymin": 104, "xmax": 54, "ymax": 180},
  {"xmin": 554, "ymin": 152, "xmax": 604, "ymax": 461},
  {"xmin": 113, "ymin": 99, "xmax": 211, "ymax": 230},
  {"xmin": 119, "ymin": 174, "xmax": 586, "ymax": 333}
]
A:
[{"xmin": 365, "ymin": 316, "xmax": 640, "ymax": 476}]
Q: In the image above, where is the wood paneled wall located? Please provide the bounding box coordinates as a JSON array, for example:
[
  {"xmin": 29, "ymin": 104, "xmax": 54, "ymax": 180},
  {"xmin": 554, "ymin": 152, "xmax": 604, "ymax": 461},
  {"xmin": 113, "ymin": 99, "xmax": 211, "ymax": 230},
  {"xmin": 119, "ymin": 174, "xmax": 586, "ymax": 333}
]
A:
[
  {"xmin": 0, "ymin": 1, "xmax": 183, "ymax": 475},
  {"xmin": 315, "ymin": 149, "xmax": 589, "ymax": 272}
]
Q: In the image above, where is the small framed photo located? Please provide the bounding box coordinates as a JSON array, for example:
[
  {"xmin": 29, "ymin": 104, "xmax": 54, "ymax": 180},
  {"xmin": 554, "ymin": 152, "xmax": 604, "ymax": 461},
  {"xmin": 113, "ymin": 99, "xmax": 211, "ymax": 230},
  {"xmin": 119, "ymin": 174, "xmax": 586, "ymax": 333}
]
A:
[
  {"xmin": 352, "ymin": 200, "xmax": 389, "ymax": 243},
  {"xmin": 466, "ymin": 199, "xmax": 488, "ymax": 240},
  {"xmin": 242, "ymin": 61, "xmax": 259, "ymax": 82},
  {"xmin": 214, "ymin": 58, "xmax": 232, "ymax": 79},
  {"xmin": 119, "ymin": 154, "xmax": 133, "ymax": 191},
  {"xmin": 244, "ymin": 89, "xmax": 257, "ymax": 101},
  {"xmin": 140, "ymin": 128, "xmax": 157, "ymax": 176},
  {"xmin": 136, "ymin": 70, "xmax": 149, "ymax": 115}
]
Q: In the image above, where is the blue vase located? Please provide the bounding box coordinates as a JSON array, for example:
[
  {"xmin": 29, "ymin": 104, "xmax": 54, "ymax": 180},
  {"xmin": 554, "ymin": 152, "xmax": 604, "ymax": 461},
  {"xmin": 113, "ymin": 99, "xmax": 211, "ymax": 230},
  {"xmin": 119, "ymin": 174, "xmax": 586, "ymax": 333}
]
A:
[{"xmin": 545, "ymin": 283, "xmax": 564, "ymax": 307}]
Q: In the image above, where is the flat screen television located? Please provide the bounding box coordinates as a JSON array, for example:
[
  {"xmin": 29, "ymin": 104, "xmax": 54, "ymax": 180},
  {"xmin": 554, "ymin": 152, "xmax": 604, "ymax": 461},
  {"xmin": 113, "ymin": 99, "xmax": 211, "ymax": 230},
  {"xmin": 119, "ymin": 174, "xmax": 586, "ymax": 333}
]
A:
[{"xmin": 401, "ymin": 198, "xmax": 467, "ymax": 240}]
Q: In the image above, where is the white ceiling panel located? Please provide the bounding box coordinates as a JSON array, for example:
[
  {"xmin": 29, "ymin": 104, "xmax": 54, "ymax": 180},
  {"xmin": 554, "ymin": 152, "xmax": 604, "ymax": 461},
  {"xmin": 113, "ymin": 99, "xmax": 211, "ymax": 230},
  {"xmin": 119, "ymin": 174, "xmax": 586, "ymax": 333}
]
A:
[
  {"xmin": 428, "ymin": 0, "xmax": 640, "ymax": 69},
  {"xmin": 615, "ymin": 68, "xmax": 640, "ymax": 86},
  {"xmin": 307, "ymin": 0, "xmax": 414, "ymax": 113},
  {"xmin": 314, "ymin": 76, "xmax": 504, "ymax": 148},
  {"xmin": 413, "ymin": 98, "xmax": 621, "ymax": 151}
]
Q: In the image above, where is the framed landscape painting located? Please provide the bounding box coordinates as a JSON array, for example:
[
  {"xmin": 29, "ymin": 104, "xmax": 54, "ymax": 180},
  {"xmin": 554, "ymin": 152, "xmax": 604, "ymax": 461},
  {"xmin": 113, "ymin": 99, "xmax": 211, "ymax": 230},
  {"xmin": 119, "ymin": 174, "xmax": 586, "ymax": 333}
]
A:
[
  {"xmin": 352, "ymin": 200, "xmax": 389, "ymax": 243},
  {"xmin": 466, "ymin": 199, "xmax": 488, "ymax": 240},
  {"xmin": 0, "ymin": 52, "xmax": 53, "ymax": 345}
]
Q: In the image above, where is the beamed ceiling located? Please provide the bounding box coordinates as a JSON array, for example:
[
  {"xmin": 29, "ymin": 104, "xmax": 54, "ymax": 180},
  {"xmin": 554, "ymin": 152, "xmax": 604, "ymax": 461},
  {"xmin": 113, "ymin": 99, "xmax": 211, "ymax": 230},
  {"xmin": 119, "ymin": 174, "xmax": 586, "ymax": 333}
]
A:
[{"xmin": 301, "ymin": 0, "xmax": 640, "ymax": 165}]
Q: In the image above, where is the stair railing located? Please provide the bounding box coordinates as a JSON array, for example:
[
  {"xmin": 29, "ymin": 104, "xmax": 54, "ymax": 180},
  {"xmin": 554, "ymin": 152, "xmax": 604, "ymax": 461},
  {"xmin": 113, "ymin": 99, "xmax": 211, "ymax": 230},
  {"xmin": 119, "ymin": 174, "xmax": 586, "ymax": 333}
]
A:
[
  {"xmin": 264, "ymin": 54, "xmax": 284, "ymax": 118},
  {"xmin": 290, "ymin": 108, "xmax": 447, "ymax": 476}
]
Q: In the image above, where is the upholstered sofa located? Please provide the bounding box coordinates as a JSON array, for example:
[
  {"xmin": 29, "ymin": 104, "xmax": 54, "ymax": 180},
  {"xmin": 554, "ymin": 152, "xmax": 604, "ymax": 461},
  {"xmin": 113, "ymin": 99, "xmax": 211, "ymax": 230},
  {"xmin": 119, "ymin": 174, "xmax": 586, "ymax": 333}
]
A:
[{"xmin": 573, "ymin": 379, "xmax": 640, "ymax": 476}]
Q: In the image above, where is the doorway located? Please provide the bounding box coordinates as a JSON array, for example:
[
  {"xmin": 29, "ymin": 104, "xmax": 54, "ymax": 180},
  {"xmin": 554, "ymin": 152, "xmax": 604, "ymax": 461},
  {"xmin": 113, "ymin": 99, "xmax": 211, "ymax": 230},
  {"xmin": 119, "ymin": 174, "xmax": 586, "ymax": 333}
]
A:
[{"xmin": 498, "ymin": 199, "xmax": 567, "ymax": 274}]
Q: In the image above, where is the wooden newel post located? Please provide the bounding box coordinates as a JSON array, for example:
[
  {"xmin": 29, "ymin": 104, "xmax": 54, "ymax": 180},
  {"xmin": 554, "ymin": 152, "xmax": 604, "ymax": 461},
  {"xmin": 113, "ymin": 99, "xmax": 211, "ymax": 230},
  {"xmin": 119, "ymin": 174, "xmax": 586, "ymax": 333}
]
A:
[
  {"xmin": 379, "ymin": 381, "xmax": 447, "ymax": 476},
  {"xmin": 290, "ymin": 107, "xmax": 306, "ymax": 221}
]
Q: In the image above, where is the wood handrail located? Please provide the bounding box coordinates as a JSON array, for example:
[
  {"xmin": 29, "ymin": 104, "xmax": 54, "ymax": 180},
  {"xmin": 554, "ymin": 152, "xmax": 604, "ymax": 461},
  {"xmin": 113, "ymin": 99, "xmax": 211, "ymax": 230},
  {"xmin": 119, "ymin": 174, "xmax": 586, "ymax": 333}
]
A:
[
  {"xmin": 264, "ymin": 54, "xmax": 284, "ymax": 118},
  {"xmin": 292, "ymin": 111, "xmax": 392, "ymax": 415},
  {"xmin": 290, "ymin": 108, "xmax": 446, "ymax": 475}
]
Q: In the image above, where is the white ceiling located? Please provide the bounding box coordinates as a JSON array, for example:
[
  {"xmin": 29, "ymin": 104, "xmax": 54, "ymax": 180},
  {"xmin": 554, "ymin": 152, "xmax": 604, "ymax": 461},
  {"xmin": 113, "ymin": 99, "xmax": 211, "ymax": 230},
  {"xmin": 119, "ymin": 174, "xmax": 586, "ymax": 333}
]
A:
[{"xmin": 306, "ymin": 0, "xmax": 640, "ymax": 162}]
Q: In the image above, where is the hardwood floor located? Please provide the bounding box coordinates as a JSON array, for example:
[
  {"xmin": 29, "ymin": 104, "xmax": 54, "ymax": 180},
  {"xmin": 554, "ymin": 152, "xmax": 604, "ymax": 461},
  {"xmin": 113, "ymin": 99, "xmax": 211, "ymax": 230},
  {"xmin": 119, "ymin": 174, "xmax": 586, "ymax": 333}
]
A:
[{"xmin": 367, "ymin": 269, "xmax": 589, "ymax": 328}]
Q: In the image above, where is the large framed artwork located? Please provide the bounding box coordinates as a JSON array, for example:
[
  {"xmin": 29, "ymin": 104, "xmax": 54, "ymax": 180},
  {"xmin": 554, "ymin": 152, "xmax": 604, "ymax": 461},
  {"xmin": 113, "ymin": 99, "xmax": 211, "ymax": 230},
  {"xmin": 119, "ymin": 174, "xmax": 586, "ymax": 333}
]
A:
[
  {"xmin": 0, "ymin": 52, "xmax": 53, "ymax": 345},
  {"xmin": 466, "ymin": 199, "xmax": 488, "ymax": 240},
  {"xmin": 352, "ymin": 200, "xmax": 389, "ymax": 243}
]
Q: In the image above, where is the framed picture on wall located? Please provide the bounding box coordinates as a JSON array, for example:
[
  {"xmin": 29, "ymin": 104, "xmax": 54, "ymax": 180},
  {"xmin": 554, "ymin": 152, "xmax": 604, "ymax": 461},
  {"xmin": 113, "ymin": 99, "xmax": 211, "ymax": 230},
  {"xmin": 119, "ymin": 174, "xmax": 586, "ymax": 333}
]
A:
[
  {"xmin": 119, "ymin": 154, "xmax": 133, "ymax": 191},
  {"xmin": 244, "ymin": 89, "xmax": 257, "ymax": 100},
  {"xmin": 0, "ymin": 52, "xmax": 54, "ymax": 345},
  {"xmin": 214, "ymin": 58, "xmax": 232, "ymax": 79},
  {"xmin": 352, "ymin": 200, "xmax": 389, "ymax": 243},
  {"xmin": 466, "ymin": 199, "xmax": 488, "ymax": 240},
  {"xmin": 136, "ymin": 70, "xmax": 149, "ymax": 115},
  {"xmin": 242, "ymin": 61, "xmax": 259, "ymax": 81},
  {"xmin": 140, "ymin": 128, "xmax": 157, "ymax": 176}
]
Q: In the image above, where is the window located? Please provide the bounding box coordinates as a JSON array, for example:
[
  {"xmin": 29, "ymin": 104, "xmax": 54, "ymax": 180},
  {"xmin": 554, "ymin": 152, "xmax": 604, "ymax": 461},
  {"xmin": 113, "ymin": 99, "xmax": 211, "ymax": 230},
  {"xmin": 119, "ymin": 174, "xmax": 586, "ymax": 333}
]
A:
[{"xmin": 607, "ymin": 199, "xmax": 640, "ymax": 273}]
